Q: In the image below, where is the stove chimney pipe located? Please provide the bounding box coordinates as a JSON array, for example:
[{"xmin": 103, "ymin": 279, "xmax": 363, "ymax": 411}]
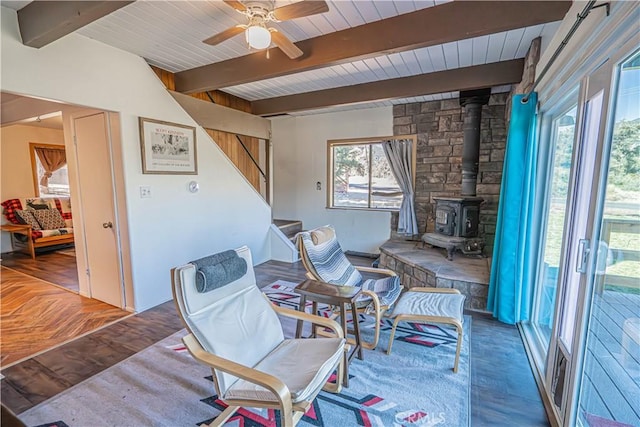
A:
[{"xmin": 460, "ymin": 89, "xmax": 491, "ymax": 197}]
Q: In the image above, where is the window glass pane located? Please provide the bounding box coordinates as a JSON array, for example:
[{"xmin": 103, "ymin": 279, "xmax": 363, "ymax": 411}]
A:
[
  {"xmin": 332, "ymin": 144, "xmax": 369, "ymax": 208},
  {"xmin": 533, "ymin": 105, "xmax": 578, "ymax": 349},
  {"xmin": 370, "ymin": 144, "xmax": 402, "ymax": 209}
]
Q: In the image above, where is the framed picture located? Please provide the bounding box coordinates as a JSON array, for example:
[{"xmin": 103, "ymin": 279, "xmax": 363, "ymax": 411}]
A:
[{"xmin": 139, "ymin": 117, "xmax": 197, "ymax": 174}]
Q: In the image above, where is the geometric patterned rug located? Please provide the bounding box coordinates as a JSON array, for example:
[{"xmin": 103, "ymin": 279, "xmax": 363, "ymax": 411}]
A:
[{"xmin": 20, "ymin": 280, "xmax": 470, "ymax": 427}]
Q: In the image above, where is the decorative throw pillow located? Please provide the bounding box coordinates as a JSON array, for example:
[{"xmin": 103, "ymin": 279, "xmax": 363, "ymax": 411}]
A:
[
  {"xmin": 26, "ymin": 200, "xmax": 51, "ymax": 210},
  {"xmin": 32, "ymin": 208, "xmax": 66, "ymax": 230},
  {"xmin": 310, "ymin": 226, "xmax": 335, "ymax": 245},
  {"xmin": 15, "ymin": 209, "xmax": 42, "ymax": 230}
]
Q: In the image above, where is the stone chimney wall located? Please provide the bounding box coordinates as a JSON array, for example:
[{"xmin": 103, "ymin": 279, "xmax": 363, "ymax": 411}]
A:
[
  {"xmin": 506, "ymin": 37, "xmax": 541, "ymax": 122},
  {"xmin": 391, "ymin": 93, "xmax": 509, "ymax": 254}
]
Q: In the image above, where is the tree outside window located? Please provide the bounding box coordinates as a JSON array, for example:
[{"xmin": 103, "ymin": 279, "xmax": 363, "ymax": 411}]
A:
[{"xmin": 329, "ymin": 140, "xmax": 403, "ymax": 210}]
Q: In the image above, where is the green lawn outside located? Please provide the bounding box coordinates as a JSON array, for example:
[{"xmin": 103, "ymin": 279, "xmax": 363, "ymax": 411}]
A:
[{"xmin": 542, "ymin": 201, "xmax": 640, "ymax": 281}]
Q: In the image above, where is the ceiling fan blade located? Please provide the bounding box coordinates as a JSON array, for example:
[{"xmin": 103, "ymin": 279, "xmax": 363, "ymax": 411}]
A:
[
  {"xmin": 270, "ymin": 30, "xmax": 303, "ymax": 59},
  {"xmin": 272, "ymin": 1, "xmax": 328, "ymax": 21},
  {"xmin": 203, "ymin": 25, "xmax": 245, "ymax": 46},
  {"xmin": 223, "ymin": 0, "xmax": 247, "ymax": 12}
]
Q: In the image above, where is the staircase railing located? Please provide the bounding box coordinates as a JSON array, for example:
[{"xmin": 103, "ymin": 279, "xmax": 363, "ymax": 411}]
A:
[{"xmin": 235, "ymin": 134, "xmax": 266, "ymax": 181}]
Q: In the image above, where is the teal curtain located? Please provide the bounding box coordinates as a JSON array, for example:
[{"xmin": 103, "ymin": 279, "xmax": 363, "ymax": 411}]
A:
[{"xmin": 487, "ymin": 93, "xmax": 539, "ymax": 325}]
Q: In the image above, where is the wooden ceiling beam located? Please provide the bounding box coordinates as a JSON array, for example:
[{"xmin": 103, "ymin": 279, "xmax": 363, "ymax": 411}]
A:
[
  {"xmin": 18, "ymin": 1, "xmax": 134, "ymax": 48},
  {"xmin": 175, "ymin": 1, "xmax": 570, "ymax": 93},
  {"xmin": 251, "ymin": 59, "xmax": 524, "ymax": 115}
]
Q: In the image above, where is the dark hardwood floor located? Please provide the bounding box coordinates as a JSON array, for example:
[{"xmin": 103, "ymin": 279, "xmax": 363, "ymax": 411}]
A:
[
  {"xmin": 1, "ymin": 257, "xmax": 549, "ymax": 426},
  {"xmin": 1, "ymin": 251, "xmax": 79, "ymax": 293}
]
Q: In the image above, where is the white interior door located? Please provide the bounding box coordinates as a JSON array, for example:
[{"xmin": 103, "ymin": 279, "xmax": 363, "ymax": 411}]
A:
[{"xmin": 73, "ymin": 112, "xmax": 124, "ymax": 308}]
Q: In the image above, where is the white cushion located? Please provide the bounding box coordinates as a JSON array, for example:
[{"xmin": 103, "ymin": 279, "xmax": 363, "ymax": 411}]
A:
[
  {"xmin": 391, "ymin": 291, "xmax": 465, "ymax": 323},
  {"xmin": 224, "ymin": 337, "xmax": 345, "ymax": 404}
]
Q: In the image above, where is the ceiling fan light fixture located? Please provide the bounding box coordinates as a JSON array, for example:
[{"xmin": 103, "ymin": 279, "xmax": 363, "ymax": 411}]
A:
[{"xmin": 245, "ymin": 25, "xmax": 271, "ymax": 50}]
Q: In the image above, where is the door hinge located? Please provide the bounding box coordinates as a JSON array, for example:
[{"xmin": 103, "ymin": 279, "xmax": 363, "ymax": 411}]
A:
[{"xmin": 86, "ymin": 268, "xmax": 90, "ymax": 277}]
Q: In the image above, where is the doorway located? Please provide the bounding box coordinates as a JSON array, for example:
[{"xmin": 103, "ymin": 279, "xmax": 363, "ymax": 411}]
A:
[
  {"xmin": 71, "ymin": 111, "xmax": 125, "ymax": 308},
  {"xmin": 0, "ymin": 93, "xmax": 133, "ymax": 364},
  {"xmin": 0, "ymin": 110, "xmax": 79, "ymax": 293}
]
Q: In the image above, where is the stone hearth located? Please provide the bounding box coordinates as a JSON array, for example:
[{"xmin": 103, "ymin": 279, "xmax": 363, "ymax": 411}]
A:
[{"xmin": 378, "ymin": 240, "xmax": 490, "ymax": 312}]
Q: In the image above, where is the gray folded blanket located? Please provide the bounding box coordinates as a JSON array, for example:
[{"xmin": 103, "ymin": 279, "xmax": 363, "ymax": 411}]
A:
[{"xmin": 191, "ymin": 250, "xmax": 247, "ymax": 293}]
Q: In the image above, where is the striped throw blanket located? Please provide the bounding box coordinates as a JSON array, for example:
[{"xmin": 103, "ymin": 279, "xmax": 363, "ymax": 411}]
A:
[
  {"xmin": 297, "ymin": 231, "xmax": 362, "ymax": 286},
  {"xmin": 297, "ymin": 230, "xmax": 402, "ymax": 308}
]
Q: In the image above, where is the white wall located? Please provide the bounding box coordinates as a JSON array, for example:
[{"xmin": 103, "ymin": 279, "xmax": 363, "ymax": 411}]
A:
[
  {"xmin": 1, "ymin": 7, "xmax": 272, "ymax": 311},
  {"xmin": 0, "ymin": 125, "xmax": 65, "ymax": 253},
  {"xmin": 1, "ymin": 125, "xmax": 64, "ymax": 201},
  {"xmin": 270, "ymin": 107, "xmax": 393, "ymax": 254}
]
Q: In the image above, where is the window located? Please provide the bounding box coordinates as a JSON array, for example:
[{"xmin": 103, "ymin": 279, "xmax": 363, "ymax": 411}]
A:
[
  {"xmin": 327, "ymin": 136, "xmax": 415, "ymax": 210},
  {"xmin": 30, "ymin": 143, "xmax": 70, "ymax": 197}
]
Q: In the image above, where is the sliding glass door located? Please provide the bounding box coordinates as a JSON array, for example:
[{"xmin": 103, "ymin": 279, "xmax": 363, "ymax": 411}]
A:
[
  {"xmin": 531, "ymin": 102, "xmax": 579, "ymax": 356},
  {"xmin": 547, "ymin": 58, "xmax": 613, "ymax": 421},
  {"xmin": 520, "ymin": 9, "xmax": 640, "ymax": 420},
  {"xmin": 576, "ymin": 49, "xmax": 640, "ymax": 427}
]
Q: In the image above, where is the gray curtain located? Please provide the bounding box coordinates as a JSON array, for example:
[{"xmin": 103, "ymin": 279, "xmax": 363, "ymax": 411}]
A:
[
  {"xmin": 382, "ymin": 138, "xmax": 418, "ymax": 235},
  {"xmin": 35, "ymin": 147, "xmax": 66, "ymax": 187}
]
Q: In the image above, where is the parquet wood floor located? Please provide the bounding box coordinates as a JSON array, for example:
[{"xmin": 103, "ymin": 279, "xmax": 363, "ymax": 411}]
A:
[
  {"xmin": 1, "ymin": 257, "xmax": 549, "ymax": 426},
  {"xmin": 0, "ymin": 267, "xmax": 130, "ymax": 367},
  {"xmin": 1, "ymin": 251, "xmax": 79, "ymax": 293}
]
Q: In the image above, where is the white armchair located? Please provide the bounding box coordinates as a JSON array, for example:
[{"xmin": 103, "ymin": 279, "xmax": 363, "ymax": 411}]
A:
[{"xmin": 172, "ymin": 246, "xmax": 346, "ymax": 427}]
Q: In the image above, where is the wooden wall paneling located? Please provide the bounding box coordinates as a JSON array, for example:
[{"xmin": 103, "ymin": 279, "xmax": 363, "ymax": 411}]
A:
[
  {"xmin": 150, "ymin": 66, "xmax": 252, "ymax": 113},
  {"xmin": 205, "ymin": 129, "xmax": 262, "ymax": 194},
  {"xmin": 150, "ymin": 65, "xmax": 176, "ymax": 91}
]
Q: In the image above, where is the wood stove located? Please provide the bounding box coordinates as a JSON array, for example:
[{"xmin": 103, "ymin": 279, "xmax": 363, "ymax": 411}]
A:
[
  {"xmin": 422, "ymin": 88, "xmax": 490, "ymax": 260},
  {"xmin": 434, "ymin": 197, "xmax": 482, "ymax": 238},
  {"xmin": 423, "ymin": 197, "xmax": 485, "ymax": 259}
]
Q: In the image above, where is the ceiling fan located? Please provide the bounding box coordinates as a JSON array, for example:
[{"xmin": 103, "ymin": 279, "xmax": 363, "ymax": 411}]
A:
[{"xmin": 203, "ymin": 0, "xmax": 329, "ymax": 59}]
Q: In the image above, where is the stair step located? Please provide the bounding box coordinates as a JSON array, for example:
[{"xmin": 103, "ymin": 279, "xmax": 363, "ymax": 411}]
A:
[{"xmin": 273, "ymin": 219, "xmax": 303, "ymax": 238}]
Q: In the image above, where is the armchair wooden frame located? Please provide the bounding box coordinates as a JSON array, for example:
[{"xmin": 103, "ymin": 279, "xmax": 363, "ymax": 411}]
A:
[
  {"xmin": 299, "ymin": 251, "xmax": 400, "ymax": 351},
  {"xmin": 177, "ymin": 290, "xmax": 346, "ymax": 427}
]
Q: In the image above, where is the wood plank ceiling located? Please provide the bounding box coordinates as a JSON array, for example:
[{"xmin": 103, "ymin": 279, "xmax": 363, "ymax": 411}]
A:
[{"xmin": 7, "ymin": 1, "xmax": 570, "ymax": 115}]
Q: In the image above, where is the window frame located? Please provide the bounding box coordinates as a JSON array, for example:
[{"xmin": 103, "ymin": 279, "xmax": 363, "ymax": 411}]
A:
[
  {"xmin": 326, "ymin": 135, "xmax": 417, "ymax": 211},
  {"xmin": 29, "ymin": 142, "xmax": 70, "ymax": 197}
]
